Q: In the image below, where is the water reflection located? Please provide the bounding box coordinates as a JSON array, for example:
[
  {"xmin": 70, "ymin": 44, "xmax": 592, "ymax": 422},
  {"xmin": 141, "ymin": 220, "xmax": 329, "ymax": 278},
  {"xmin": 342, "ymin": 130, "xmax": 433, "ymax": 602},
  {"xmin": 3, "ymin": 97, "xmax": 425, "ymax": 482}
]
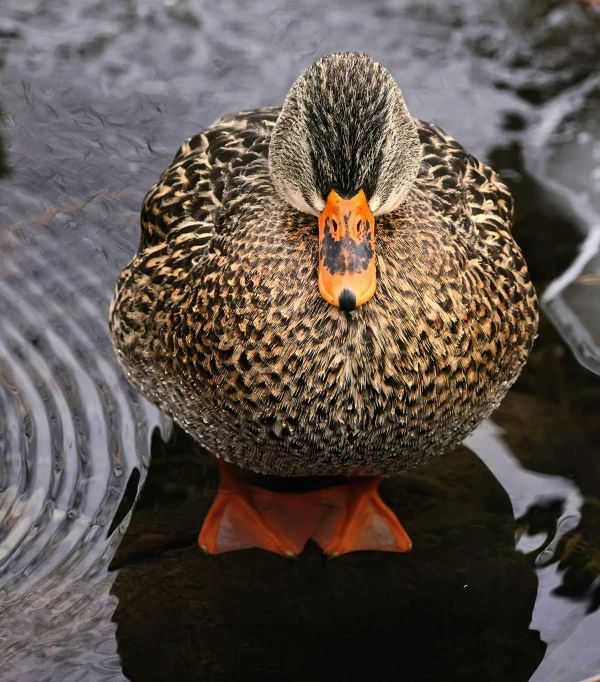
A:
[
  {"xmin": 468, "ymin": 395, "xmax": 600, "ymax": 682},
  {"xmin": 543, "ymin": 226, "xmax": 600, "ymax": 376}
]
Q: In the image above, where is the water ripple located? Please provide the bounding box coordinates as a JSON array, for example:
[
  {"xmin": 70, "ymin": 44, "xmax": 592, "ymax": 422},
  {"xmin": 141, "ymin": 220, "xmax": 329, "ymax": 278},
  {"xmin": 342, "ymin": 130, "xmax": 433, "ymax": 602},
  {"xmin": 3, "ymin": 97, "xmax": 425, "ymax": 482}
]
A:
[{"xmin": 0, "ymin": 198, "xmax": 163, "ymax": 681}]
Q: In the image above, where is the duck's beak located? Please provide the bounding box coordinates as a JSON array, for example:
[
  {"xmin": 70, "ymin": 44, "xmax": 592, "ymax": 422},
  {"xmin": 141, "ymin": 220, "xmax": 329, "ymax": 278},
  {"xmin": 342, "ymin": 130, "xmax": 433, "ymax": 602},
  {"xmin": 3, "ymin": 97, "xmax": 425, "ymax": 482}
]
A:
[{"xmin": 318, "ymin": 189, "xmax": 376, "ymax": 311}]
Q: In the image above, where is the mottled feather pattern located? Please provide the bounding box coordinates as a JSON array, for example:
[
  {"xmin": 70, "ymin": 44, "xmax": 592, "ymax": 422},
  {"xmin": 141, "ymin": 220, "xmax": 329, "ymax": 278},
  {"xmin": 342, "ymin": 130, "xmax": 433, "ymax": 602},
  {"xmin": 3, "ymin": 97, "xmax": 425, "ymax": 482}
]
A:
[
  {"xmin": 269, "ymin": 53, "xmax": 421, "ymax": 216},
  {"xmin": 110, "ymin": 109, "xmax": 538, "ymax": 476}
]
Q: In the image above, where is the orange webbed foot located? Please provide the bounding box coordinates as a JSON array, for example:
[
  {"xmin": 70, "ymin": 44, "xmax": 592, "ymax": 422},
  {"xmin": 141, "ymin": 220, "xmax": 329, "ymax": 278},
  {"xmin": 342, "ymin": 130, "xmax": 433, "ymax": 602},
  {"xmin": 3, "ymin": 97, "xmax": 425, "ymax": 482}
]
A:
[
  {"xmin": 199, "ymin": 460, "xmax": 412, "ymax": 558},
  {"xmin": 198, "ymin": 458, "xmax": 326, "ymax": 557},
  {"xmin": 311, "ymin": 477, "xmax": 412, "ymax": 556}
]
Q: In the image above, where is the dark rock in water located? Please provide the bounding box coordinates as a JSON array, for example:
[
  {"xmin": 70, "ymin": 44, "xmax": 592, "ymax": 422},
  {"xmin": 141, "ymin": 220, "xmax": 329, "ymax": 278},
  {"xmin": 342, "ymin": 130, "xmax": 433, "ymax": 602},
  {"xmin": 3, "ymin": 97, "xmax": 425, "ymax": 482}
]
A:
[
  {"xmin": 110, "ymin": 391, "xmax": 595, "ymax": 682},
  {"xmin": 108, "ymin": 390, "xmax": 600, "ymax": 682},
  {"xmin": 112, "ymin": 438, "xmax": 543, "ymax": 682}
]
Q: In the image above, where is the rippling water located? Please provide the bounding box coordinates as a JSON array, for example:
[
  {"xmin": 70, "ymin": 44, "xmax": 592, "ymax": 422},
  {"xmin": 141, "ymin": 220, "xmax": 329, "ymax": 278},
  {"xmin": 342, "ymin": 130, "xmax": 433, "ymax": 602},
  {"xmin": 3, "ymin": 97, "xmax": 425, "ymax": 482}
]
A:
[
  {"xmin": 1, "ymin": 1, "xmax": 599, "ymax": 681},
  {"xmin": 0, "ymin": 159, "xmax": 165, "ymax": 680}
]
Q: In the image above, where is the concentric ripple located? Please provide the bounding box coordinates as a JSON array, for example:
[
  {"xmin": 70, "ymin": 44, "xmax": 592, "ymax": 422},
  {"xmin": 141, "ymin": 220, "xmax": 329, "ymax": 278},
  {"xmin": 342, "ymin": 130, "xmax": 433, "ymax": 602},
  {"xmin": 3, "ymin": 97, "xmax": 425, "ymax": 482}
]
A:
[{"xmin": 0, "ymin": 194, "xmax": 164, "ymax": 682}]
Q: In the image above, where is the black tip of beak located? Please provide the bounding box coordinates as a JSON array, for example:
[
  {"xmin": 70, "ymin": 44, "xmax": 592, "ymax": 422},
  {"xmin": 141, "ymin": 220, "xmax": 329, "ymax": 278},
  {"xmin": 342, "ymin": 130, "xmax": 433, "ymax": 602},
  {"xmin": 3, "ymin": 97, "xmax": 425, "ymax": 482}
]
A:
[{"xmin": 338, "ymin": 289, "xmax": 357, "ymax": 312}]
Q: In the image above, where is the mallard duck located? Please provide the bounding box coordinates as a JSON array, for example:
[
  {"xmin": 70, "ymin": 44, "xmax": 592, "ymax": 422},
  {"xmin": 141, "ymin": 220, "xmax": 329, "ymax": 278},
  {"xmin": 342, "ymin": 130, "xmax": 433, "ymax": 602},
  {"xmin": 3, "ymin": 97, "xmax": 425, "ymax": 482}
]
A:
[{"xmin": 109, "ymin": 53, "xmax": 538, "ymax": 557}]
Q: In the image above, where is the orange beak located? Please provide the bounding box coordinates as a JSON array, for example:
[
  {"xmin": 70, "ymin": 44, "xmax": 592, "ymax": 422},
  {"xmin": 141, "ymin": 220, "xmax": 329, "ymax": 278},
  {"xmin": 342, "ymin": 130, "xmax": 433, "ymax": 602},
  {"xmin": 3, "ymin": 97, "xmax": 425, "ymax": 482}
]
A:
[{"xmin": 318, "ymin": 189, "xmax": 376, "ymax": 311}]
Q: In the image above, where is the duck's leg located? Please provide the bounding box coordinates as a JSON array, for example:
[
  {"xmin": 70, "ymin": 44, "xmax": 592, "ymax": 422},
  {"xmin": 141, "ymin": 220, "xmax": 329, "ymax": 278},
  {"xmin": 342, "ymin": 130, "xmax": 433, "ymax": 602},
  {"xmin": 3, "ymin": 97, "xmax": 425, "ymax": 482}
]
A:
[
  {"xmin": 198, "ymin": 457, "xmax": 327, "ymax": 556},
  {"xmin": 311, "ymin": 477, "xmax": 412, "ymax": 556}
]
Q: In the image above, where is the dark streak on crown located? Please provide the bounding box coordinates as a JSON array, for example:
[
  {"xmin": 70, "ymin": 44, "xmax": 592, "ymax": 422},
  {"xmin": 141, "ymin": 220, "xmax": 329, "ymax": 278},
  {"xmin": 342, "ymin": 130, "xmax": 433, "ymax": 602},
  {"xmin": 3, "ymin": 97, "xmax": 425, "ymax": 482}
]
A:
[{"xmin": 302, "ymin": 54, "xmax": 394, "ymax": 200}]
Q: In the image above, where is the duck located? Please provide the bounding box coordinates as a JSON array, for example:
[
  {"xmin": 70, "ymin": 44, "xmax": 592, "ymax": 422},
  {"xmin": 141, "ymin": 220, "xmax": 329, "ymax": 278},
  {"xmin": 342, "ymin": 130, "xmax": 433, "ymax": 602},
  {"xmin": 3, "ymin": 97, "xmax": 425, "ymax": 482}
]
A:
[{"xmin": 109, "ymin": 52, "xmax": 538, "ymax": 557}]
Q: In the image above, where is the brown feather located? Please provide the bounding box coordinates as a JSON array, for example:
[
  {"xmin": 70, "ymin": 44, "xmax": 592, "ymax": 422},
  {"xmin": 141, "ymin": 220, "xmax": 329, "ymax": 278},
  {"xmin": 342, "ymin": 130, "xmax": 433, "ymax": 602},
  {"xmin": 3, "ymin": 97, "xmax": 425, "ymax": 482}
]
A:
[{"xmin": 110, "ymin": 85, "xmax": 537, "ymax": 477}]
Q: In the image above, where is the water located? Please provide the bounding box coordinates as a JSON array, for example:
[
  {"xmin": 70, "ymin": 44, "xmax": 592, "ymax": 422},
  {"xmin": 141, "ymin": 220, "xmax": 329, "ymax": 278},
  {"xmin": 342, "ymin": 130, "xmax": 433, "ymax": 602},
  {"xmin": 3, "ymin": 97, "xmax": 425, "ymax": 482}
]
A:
[{"xmin": 0, "ymin": 1, "xmax": 599, "ymax": 680}]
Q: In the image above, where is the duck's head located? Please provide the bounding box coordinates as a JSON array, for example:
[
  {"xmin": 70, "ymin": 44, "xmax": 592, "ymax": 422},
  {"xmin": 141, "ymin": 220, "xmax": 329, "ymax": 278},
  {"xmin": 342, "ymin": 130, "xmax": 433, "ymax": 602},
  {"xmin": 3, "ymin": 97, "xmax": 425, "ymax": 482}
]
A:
[{"xmin": 269, "ymin": 52, "xmax": 421, "ymax": 312}]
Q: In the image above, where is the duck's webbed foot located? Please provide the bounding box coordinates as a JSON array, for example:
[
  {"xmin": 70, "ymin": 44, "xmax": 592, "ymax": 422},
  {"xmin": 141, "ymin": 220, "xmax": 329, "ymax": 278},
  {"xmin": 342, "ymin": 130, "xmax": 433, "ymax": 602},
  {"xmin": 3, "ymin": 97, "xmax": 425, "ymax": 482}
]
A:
[
  {"xmin": 198, "ymin": 458, "xmax": 324, "ymax": 557},
  {"xmin": 199, "ymin": 459, "xmax": 412, "ymax": 557},
  {"xmin": 311, "ymin": 477, "xmax": 412, "ymax": 556}
]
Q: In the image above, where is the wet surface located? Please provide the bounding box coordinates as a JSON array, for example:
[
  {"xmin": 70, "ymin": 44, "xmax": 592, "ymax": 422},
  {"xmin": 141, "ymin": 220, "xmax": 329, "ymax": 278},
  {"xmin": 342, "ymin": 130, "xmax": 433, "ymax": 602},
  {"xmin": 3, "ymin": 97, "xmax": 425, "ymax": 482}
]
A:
[{"xmin": 0, "ymin": 1, "xmax": 599, "ymax": 681}]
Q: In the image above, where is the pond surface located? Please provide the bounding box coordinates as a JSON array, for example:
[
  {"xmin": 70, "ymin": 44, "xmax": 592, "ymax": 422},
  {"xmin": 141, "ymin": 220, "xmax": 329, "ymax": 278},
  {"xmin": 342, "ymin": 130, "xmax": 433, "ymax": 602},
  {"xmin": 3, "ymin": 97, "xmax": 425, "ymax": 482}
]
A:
[{"xmin": 1, "ymin": 1, "xmax": 600, "ymax": 681}]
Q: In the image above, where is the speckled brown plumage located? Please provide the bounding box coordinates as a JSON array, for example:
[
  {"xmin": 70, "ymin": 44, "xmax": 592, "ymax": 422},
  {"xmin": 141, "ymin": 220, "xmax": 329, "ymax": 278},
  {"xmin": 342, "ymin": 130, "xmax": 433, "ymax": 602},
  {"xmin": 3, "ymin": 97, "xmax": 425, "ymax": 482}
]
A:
[{"xmin": 109, "ymin": 103, "xmax": 538, "ymax": 477}]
